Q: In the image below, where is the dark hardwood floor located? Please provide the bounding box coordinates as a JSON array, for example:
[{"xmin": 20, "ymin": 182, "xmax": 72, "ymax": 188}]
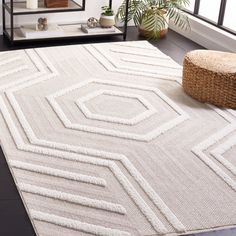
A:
[
  {"xmin": 0, "ymin": 27, "xmax": 235, "ymax": 236},
  {"xmin": 0, "ymin": 27, "xmax": 203, "ymax": 65}
]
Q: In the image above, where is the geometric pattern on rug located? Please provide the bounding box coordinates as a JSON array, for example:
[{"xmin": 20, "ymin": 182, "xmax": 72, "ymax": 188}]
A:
[
  {"xmin": 0, "ymin": 41, "xmax": 235, "ymax": 236},
  {"xmin": 84, "ymin": 43, "xmax": 183, "ymax": 81},
  {"xmin": 75, "ymin": 89, "xmax": 157, "ymax": 125},
  {"xmin": 47, "ymin": 78, "xmax": 189, "ymax": 141}
]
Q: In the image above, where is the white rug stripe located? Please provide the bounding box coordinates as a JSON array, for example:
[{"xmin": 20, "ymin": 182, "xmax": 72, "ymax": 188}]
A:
[
  {"xmin": 76, "ymin": 89, "xmax": 156, "ymax": 126},
  {"xmin": 0, "ymin": 65, "xmax": 28, "ymax": 78},
  {"xmin": 46, "ymin": 78, "xmax": 188, "ymax": 141},
  {"xmin": 25, "ymin": 49, "xmax": 46, "ymax": 72},
  {"xmin": 10, "ymin": 160, "xmax": 106, "ymax": 187},
  {"xmin": 84, "ymin": 45, "xmax": 180, "ymax": 81},
  {"xmin": 0, "ymin": 98, "xmax": 173, "ymax": 234},
  {"xmin": 109, "ymin": 163, "xmax": 169, "ymax": 234},
  {"xmin": 229, "ymin": 109, "xmax": 236, "ymax": 117},
  {"xmin": 93, "ymin": 45, "xmax": 182, "ymax": 78},
  {"xmin": 31, "ymin": 210, "xmax": 131, "ymax": 236},
  {"xmin": 109, "ymin": 48, "xmax": 170, "ymax": 59},
  {"xmin": 1, "ymin": 81, "xmax": 187, "ymax": 233},
  {"xmin": 0, "ymin": 49, "xmax": 50, "ymax": 92},
  {"xmin": 120, "ymin": 157, "xmax": 186, "ymax": 232},
  {"xmin": 35, "ymin": 48, "xmax": 59, "ymax": 75},
  {"xmin": 210, "ymin": 135, "xmax": 236, "ymax": 176},
  {"xmin": 113, "ymin": 41, "xmax": 157, "ymax": 50},
  {"xmin": 2, "ymin": 44, "xmax": 234, "ymax": 235},
  {"xmin": 19, "ymin": 183, "xmax": 126, "ymax": 215},
  {"xmin": 192, "ymin": 105, "xmax": 236, "ymax": 191},
  {"xmin": 121, "ymin": 57, "xmax": 181, "ymax": 69},
  {"xmin": 77, "ymin": 100, "xmax": 156, "ymax": 126},
  {"xmin": 0, "ymin": 51, "xmax": 9, "ymax": 55},
  {"xmin": 0, "ymin": 56, "xmax": 21, "ymax": 66}
]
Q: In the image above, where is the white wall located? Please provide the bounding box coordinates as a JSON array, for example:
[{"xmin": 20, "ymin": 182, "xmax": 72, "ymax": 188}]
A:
[{"xmin": 170, "ymin": 14, "xmax": 236, "ymax": 52}]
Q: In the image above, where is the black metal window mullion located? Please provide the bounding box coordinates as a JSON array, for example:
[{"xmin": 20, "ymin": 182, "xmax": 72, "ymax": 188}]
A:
[
  {"xmin": 185, "ymin": 0, "xmax": 235, "ymax": 36},
  {"xmin": 193, "ymin": 0, "xmax": 200, "ymax": 14},
  {"xmin": 217, "ymin": 0, "xmax": 227, "ymax": 26}
]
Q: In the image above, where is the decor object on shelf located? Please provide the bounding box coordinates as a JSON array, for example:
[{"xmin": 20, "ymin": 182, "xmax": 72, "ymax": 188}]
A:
[
  {"xmin": 20, "ymin": 24, "xmax": 64, "ymax": 39},
  {"xmin": 37, "ymin": 18, "xmax": 48, "ymax": 31},
  {"xmin": 87, "ymin": 17, "xmax": 99, "ymax": 28},
  {"xmin": 117, "ymin": 0, "xmax": 190, "ymax": 39},
  {"xmin": 99, "ymin": 6, "xmax": 115, "ymax": 28},
  {"xmin": 2, "ymin": 0, "xmax": 129, "ymax": 43},
  {"xmin": 44, "ymin": 0, "xmax": 68, "ymax": 8},
  {"xmin": 81, "ymin": 24, "xmax": 116, "ymax": 33},
  {"xmin": 183, "ymin": 50, "xmax": 236, "ymax": 109},
  {"xmin": 26, "ymin": 0, "xmax": 38, "ymax": 9}
]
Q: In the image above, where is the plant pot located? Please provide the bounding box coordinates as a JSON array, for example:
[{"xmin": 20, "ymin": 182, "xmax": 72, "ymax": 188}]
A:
[
  {"xmin": 138, "ymin": 11, "xmax": 169, "ymax": 38},
  {"xmin": 99, "ymin": 15, "xmax": 115, "ymax": 28},
  {"xmin": 138, "ymin": 26, "xmax": 168, "ymax": 39}
]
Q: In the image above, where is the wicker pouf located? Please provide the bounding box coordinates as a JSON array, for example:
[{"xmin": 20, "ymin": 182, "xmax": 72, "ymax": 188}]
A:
[{"xmin": 182, "ymin": 50, "xmax": 236, "ymax": 108}]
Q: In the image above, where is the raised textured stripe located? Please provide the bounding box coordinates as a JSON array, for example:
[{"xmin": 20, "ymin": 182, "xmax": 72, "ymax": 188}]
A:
[
  {"xmin": 46, "ymin": 78, "xmax": 188, "ymax": 141},
  {"xmin": 0, "ymin": 86, "xmax": 185, "ymax": 232},
  {"xmin": 10, "ymin": 160, "xmax": 106, "ymax": 186},
  {"xmin": 110, "ymin": 48, "xmax": 170, "ymax": 59},
  {"xmin": 121, "ymin": 57, "xmax": 181, "ymax": 69},
  {"xmin": 0, "ymin": 47, "xmax": 189, "ymax": 233},
  {"xmin": 0, "ymin": 56, "xmax": 21, "ymax": 66},
  {"xmin": 192, "ymin": 104, "xmax": 236, "ymax": 191},
  {"xmin": 0, "ymin": 98, "xmax": 171, "ymax": 233},
  {"xmin": 211, "ymin": 135, "xmax": 236, "ymax": 176},
  {"xmin": 0, "ymin": 41, "xmax": 235, "ymax": 236},
  {"xmin": 109, "ymin": 162, "xmax": 168, "ymax": 234},
  {"xmin": 76, "ymin": 89, "xmax": 156, "ymax": 125},
  {"xmin": 92, "ymin": 45, "xmax": 182, "ymax": 79},
  {"xmin": 229, "ymin": 109, "xmax": 236, "ymax": 117},
  {"xmin": 0, "ymin": 49, "xmax": 50, "ymax": 91},
  {"xmin": 113, "ymin": 41, "xmax": 156, "ymax": 50},
  {"xmin": 31, "ymin": 210, "xmax": 131, "ymax": 236},
  {"xmin": 0, "ymin": 65, "xmax": 28, "ymax": 78},
  {"xmin": 19, "ymin": 183, "xmax": 126, "ymax": 215},
  {"xmin": 84, "ymin": 45, "xmax": 180, "ymax": 81}
]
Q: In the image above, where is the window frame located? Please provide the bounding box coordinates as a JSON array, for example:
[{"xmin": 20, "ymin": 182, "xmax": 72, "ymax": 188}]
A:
[{"xmin": 183, "ymin": 0, "xmax": 236, "ymax": 36}]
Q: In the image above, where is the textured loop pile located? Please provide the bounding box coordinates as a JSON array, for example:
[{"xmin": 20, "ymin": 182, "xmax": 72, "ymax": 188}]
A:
[
  {"xmin": 0, "ymin": 42, "xmax": 235, "ymax": 236},
  {"xmin": 183, "ymin": 50, "xmax": 236, "ymax": 108}
]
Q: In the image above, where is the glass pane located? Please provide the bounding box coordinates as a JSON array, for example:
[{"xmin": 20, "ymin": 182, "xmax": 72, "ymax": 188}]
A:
[
  {"xmin": 223, "ymin": 0, "xmax": 236, "ymax": 31},
  {"xmin": 185, "ymin": 0, "xmax": 195, "ymax": 12},
  {"xmin": 199, "ymin": 0, "xmax": 221, "ymax": 22}
]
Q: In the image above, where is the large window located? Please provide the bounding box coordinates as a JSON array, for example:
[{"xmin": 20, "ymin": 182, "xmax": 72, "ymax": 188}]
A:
[
  {"xmin": 184, "ymin": 0, "xmax": 236, "ymax": 35},
  {"xmin": 223, "ymin": 0, "xmax": 236, "ymax": 32}
]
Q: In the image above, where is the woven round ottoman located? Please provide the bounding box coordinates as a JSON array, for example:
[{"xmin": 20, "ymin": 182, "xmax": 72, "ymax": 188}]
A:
[{"xmin": 182, "ymin": 50, "xmax": 236, "ymax": 108}]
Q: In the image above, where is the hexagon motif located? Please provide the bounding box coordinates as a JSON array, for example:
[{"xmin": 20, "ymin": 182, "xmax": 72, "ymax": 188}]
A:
[
  {"xmin": 76, "ymin": 89, "xmax": 157, "ymax": 125},
  {"xmin": 47, "ymin": 78, "xmax": 189, "ymax": 142}
]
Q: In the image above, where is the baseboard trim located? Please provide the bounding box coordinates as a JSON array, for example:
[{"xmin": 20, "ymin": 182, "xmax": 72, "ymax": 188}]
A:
[{"xmin": 170, "ymin": 14, "xmax": 236, "ymax": 52}]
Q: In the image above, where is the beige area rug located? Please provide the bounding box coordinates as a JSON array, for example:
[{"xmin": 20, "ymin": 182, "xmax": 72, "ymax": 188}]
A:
[{"xmin": 0, "ymin": 41, "xmax": 236, "ymax": 236}]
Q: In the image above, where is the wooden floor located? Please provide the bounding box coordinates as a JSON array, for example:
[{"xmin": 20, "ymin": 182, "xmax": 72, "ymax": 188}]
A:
[{"xmin": 0, "ymin": 27, "xmax": 235, "ymax": 236}]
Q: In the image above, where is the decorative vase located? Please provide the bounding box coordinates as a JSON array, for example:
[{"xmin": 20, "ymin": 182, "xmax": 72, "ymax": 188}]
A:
[
  {"xmin": 26, "ymin": 0, "xmax": 38, "ymax": 9},
  {"xmin": 99, "ymin": 15, "xmax": 115, "ymax": 28}
]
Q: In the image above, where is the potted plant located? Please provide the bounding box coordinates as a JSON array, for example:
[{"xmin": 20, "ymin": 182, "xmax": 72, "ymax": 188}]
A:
[
  {"xmin": 116, "ymin": 0, "xmax": 190, "ymax": 38},
  {"xmin": 99, "ymin": 6, "xmax": 115, "ymax": 28}
]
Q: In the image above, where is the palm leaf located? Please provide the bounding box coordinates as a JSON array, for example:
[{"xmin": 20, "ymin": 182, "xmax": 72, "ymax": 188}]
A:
[{"xmin": 116, "ymin": 0, "xmax": 190, "ymax": 39}]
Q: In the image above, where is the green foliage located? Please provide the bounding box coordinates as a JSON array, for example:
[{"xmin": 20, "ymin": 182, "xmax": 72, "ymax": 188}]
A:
[
  {"xmin": 116, "ymin": 0, "xmax": 190, "ymax": 39},
  {"xmin": 101, "ymin": 6, "xmax": 114, "ymax": 16}
]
